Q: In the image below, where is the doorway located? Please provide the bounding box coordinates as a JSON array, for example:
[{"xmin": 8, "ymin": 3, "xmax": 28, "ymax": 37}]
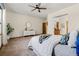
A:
[{"xmin": 42, "ymin": 22, "xmax": 48, "ymax": 34}]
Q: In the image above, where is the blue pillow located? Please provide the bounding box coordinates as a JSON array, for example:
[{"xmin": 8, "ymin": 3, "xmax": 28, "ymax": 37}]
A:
[
  {"xmin": 60, "ymin": 33, "xmax": 69, "ymax": 45},
  {"xmin": 60, "ymin": 35, "xmax": 66, "ymax": 45},
  {"xmin": 76, "ymin": 33, "xmax": 79, "ymax": 56}
]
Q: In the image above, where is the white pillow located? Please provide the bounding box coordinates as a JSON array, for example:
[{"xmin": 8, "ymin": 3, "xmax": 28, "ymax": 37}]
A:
[{"xmin": 68, "ymin": 30, "xmax": 78, "ymax": 47}]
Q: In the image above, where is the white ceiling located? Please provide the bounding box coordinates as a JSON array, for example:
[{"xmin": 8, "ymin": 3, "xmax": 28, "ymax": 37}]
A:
[{"xmin": 5, "ymin": 3, "xmax": 76, "ymax": 19}]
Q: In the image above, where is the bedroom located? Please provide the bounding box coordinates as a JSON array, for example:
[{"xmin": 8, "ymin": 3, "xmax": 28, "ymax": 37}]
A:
[{"xmin": 0, "ymin": 3, "xmax": 79, "ymax": 56}]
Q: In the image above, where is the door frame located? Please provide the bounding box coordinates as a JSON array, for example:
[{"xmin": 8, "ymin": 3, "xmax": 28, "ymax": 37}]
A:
[{"xmin": 0, "ymin": 3, "xmax": 5, "ymax": 48}]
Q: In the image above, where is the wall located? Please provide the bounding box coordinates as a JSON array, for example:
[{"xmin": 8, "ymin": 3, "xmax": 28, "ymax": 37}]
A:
[
  {"xmin": 47, "ymin": 4, "xmax": 79, "ymax": 34},
  {"xmin": 6, "ymin": 11, "xmax": 44, "ymax": 38}
]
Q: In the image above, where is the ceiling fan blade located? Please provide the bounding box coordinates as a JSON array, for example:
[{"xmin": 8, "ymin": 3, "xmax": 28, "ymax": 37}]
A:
[
  {"xmin": 28, "ymin": 5, "xmax": 35, "ymax": 8},
  {"xmin": 32, "ymin": 8, "xmax": 36, "ymax": 11},
  {"xmin": 39, "ymin": 8, "xmax": 47, "ymax": 9}
]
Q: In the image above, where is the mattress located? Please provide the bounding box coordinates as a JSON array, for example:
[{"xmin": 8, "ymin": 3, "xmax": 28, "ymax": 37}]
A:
[{"xmin": 55, "ymin": 44, "xmax": 77, "ymax": 56}]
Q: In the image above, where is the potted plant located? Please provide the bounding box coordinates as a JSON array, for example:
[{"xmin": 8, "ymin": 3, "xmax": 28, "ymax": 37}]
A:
[{"xmin": 7, "ymin": 23, "xmax": 14, "ymax": 39}]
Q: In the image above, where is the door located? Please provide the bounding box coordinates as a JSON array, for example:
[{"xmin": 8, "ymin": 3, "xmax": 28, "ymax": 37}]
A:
[{"xmin": 42, "ymin": 22, "xmax": 48, "ymax": 34}]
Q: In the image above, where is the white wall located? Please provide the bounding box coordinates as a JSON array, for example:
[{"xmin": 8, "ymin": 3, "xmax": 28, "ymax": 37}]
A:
[
  {"xmin": 47, "ymin": 4, "xmax": 79, "ymax": 34},
  {"xmin": 6, "ymin": 11, "xmax": 44, "ymax": 38}
]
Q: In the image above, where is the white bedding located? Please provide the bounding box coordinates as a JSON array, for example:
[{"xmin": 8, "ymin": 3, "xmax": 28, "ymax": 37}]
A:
[
  {"xmin": 55, "ymin": 44, "xmax": 77, "ymax": 56},
  {"xmin": 28, "ymin": 35, "xmax": 62, "ymax": 56}
]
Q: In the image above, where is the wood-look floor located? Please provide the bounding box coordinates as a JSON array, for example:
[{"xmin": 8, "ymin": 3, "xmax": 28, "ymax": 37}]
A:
[{"xmin": 0, "ymin": 36, "xmax": 37, "ymax": 56}]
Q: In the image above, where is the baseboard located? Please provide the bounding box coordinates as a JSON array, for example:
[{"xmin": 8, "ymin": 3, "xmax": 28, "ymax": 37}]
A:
[
  {"xmin": 10, "ymin": 34, "xmax": 42, "ymax": 39},
  {"xmin": 10, "ymin": 36, "xmax": 24, "ymax": 39}
]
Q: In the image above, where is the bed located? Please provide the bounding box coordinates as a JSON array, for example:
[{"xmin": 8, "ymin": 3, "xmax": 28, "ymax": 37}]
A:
[
  {"xmin": 28, "ymin": 35, "xmax": 62, "ymax": 56},
  {"xmin": 55, "ymin": 30, "xmax": 78, "ymax": 56},
  {"xmin": 28, "ymin": 30, "xmax": 78, "ymax": 56},
  {"xmin": 55, "ymin": 44, "xmax": 77, "ymax": 56}
]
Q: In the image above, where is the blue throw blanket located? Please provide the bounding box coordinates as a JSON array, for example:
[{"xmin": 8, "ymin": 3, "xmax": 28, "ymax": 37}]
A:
[{"xmin": 76, "ymin": 33, "xmax": 79, "ymax": 56}]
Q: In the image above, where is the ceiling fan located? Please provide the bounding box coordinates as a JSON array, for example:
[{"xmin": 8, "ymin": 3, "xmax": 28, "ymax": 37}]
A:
[{"xmin": 29, "ymin": 3, "xmax": 47, "ymax": 12}]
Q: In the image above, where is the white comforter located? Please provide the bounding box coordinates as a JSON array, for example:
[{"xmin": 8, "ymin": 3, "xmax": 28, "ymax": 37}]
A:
[
  {"xmin": 28, "ymin": 35, "xmax": 61, "ymax": 56},
  {"xmin": 55, "ymin": 44, "xmax": 77, "ymax": 56}
]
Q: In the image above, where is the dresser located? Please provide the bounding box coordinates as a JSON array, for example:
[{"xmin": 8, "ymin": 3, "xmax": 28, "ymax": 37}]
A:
[{"xmin": 23, "ymin": 31, "xmax": 35, "ymax": 36}]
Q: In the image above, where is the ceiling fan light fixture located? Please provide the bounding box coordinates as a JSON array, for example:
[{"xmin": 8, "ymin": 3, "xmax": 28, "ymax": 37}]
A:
[{"xmin": 29, "ymin": 3, "xmax": 47, "ymax": 13}]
